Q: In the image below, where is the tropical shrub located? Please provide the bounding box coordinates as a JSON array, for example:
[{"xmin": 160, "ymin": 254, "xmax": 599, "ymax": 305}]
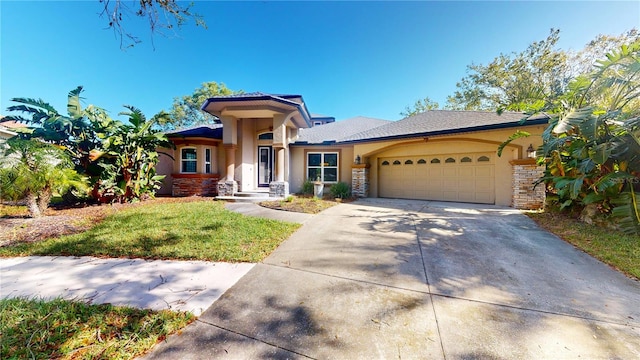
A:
[
  {"xmin": 4, "ymin": 87, "xmax": 174, "ymax": 204},
  {"xmin": 502, "ymin": 41, "xmax": 640, "ymax": 234},
  {"xmin": 0, "ymin": 139, "xmax": 88, "ymax": 217}
]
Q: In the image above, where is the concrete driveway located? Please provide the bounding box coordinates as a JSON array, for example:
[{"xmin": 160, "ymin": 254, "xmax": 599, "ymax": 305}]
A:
[{"xmin": 146, "ymin": 198, "xmax": 640, "ymax": 359}]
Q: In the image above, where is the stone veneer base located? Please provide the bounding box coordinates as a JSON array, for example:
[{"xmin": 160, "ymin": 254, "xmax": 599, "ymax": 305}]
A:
[
  {"xmin": 269, "ymin": 181, "xmax": 289, "ymax": 197},
  {"xmin": 217, "ymin": 180, "xmax": 238, "ymax": 197}
]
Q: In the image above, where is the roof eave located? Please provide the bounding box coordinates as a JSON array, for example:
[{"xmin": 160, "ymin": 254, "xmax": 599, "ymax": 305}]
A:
[
  {"xmin": 338, "ymin": 117, "xmax": 549, "ymax": 144},
  {"xmin": 201, "ymin": 94, "xmax": 312, "ymax": 128}
]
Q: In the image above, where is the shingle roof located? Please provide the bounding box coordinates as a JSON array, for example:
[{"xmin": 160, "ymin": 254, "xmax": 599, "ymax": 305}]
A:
[
  {"xmin": 295, "ymin": 116, "xmax": 391, "ymax": 144},
  {"xmin": 341, "ymin": 110, "xmax": 548, "ymax": 143},
  {"xmin": 201, "ymin": 92, "xmax": 312, "ymax": 128},
  {"xmin": 210, "ymin": 92, "xmax": 302, "ymax": 100},
  {"xmin": 166, "ymin": 124, "xmax": 223, "ymax": 139}
]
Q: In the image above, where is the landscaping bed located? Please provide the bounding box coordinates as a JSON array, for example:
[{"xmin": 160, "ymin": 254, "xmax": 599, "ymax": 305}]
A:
[{"xmin": 259, "ymin": 195, "xmax": 339, "ymax": 214}]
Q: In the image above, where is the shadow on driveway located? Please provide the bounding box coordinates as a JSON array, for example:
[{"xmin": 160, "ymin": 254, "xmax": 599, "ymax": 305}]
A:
[{"xmin": 146, "ymin": 198, "xmax": 640, "ymax": 359}]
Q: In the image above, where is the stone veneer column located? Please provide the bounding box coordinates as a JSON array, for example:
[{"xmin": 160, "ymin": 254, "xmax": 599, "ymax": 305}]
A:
[
  {"xmin": 510, "ymin": 159, "xmax": 545, "ymax": 210},
  {"xmin": 351, "ymin": 164, "xmax": 370, "ymax": 198},
  {"xmin": 269, "ymin": 146, "xmax": 289, "ymax": 198},
  {"xmin": 217, "ymin": 144, "xmax": 238, "ymax": 196}
]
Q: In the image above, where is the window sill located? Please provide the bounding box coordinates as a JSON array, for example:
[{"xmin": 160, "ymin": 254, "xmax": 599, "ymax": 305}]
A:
[{"xmin": 172, "ymin": 173, "xmax": 220, "ymax": 179}]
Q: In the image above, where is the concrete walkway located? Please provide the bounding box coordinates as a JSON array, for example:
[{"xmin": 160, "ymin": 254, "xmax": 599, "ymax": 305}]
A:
[
  {"xmin": 146, "ymin": 198, "xmax": 640, "ymax": 359},
  {"xmin": 0, "ymin": 256, "xmax": 253, "ymax": 316}
]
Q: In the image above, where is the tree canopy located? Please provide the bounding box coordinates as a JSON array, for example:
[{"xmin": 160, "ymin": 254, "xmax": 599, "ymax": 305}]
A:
[
  {"xmin": 402, "ymin": 28, "xmax": 639, "ymax": 117},
  {"xmin": 400, "ymin": 97, "xmax": 440, "ymax": 117},
  {"xmin": 156, "ymin": 81, "xmax": 242, "ymax": 130},
  {"xmin": 446, "ymin": 29, "xmax": 569, "ymax": 112}
]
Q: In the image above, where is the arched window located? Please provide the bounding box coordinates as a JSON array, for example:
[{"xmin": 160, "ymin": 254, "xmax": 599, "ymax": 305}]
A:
[
  {"xmin": 258, "ymin": 132, "xmax": 273, "ymax": 140},
  {"xmin": 478, "ymin": 156, "xmax": 490, "ymax": 162},
  {"xmin": 445, "ymin": 157, "xmax": 456, "ymax": 163},
  {"xmin": 393, "ymin": 160, "xmax": 401, "ymax": 165},
  {"xmin": 405, "ymin": 160, "xmax": 413, "ymax": 165},
  {"xmin": 381, "ymin": 160, "xmax": 390, "ymax": 166},
  {"xmin": 430, "ymin": 158, "xmax": 441, "ymax": 164},
  {"xmin": 417, "ymin": 159, "xmax": 427, "ymax": 164},
  {"xmin": 461, "ymin": 156, "xmax": 472, "ymax": 163}
]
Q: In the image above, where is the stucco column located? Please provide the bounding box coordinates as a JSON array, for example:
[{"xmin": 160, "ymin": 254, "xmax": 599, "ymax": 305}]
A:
[
  {"xmin": 225, "ymin": 144, "xmax": 236, "ymax": 181},
  {"xmin": 276, "ymin": 147, "xmax": 285, "ymax": 182}
]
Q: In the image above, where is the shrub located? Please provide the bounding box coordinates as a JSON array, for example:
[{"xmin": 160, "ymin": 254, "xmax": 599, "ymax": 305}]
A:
[
  {"xmin": 300, "ymin": 180, "xmax": 314, "ymax": 196},
  {"xmin": 330, "ymin": 182, "xmax": 351, "ymax": 199}
]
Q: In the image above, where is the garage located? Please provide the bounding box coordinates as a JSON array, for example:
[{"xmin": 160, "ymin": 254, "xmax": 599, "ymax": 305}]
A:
[{"xmin": 378, "ymin": 152, "xmax": 495, "ymax": 204}]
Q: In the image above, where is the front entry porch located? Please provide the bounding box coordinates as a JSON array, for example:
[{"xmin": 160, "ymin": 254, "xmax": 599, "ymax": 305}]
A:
[{"xmin": 201, "ymin": 93, "xmax": 313, "ymax": 199}]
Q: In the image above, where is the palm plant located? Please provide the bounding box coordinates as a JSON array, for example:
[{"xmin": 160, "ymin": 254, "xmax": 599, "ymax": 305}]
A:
[
  {"xmin": 3, "ymin": 86, "xmax": 102, "ymax": 175},
  {"xmin": 0, "ymin": 139, "xmax": 87, "ymax": 217}
]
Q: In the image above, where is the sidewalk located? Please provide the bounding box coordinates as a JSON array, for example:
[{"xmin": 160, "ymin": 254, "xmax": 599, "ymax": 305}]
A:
[{"xmin": 0, "ymin": 256, "xmax": 253, "ymax": 316}]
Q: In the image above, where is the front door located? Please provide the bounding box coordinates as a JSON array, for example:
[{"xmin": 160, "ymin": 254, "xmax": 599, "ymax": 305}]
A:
[{"xmin": 258, "ymin": 146, "xmax": 273, "ymax": 187}]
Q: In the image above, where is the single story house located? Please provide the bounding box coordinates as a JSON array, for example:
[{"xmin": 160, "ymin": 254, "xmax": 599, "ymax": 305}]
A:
[
  {"xmin": 156, "ymin": 92, "xmax": 547, "ymax": 209},
  {"xmin": 0, "ymin": 120, "xmax": 19, "ymax": 141}
]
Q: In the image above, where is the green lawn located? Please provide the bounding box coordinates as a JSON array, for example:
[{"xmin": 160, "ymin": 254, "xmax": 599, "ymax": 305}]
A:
[
  {"xmin": 0, "ymin": 200, "xmax": 300, "ymax": 262},
  {"xmin": 0, "ymin": 297, "xmax": 193, "ymax": 360},
  {"xmin": 527, "ymin": 212, "xmax": 640, "ymax": 280}
]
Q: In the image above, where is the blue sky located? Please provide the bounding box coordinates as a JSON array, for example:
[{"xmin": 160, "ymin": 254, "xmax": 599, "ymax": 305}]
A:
[{"xmin": 1, "ymin": 1, "xmax": 639, "ymax": 123}]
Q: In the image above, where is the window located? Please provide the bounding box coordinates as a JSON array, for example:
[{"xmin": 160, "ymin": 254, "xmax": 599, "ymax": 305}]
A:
[
  {"xmin": 313, "ymin": 121, "xmax": 323, "ymax": 126},
  {"xmin": 381, "ymin": 160, "xmax": 390, "ymax": 166},
  {"xmin": 181, "ymin": 148, "xmax": 197, "ymax": 173},
  {"xmin": 431, "ymin": 158, "xmax": 441, "ymax": 164},
  {"xmin": 478, "ymin": 156, "xmax": 490, "ymax": 162},
  {"xmin": 417, "ymin": 159, "xmax": 427, "ymax": 164},
  {"xmin": 258, "ymin": 132, "xmax": 273, "ymax": 140},
  {"xmin": 204, "ymin": 148, "xmax": 212, "ymax": 174},
  {"xmin": 307, "ymin": 152, "xmax": 338, "ymax": 182},
  {"xmin": 393, "ymin": 160, "xmax": 401, "ymax": 165},
  {"xmin": 405, "ymin": 160, "xmax": 413, "ymax": 165},
  {"xmin": 461, "ymin": 156, "xmax": 472, "ymax": 163},
  {"xmin": 445, "ymin": 157, "xmax": 456, "ymax": 163}
]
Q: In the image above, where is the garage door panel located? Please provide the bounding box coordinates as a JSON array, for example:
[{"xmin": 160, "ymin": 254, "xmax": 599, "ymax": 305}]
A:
[
  {"xmin": 476, "ymin": 167, "xmax": 493, "ymax": 177},
  {"xmin": 442, "ymin": 168, "xmax": 457, "ymax": 177},
  {"xmin": 379, "ymin": 153, "xmax": 495, "ymax": 204}
]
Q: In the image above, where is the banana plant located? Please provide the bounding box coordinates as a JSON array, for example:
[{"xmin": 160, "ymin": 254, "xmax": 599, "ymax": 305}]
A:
[{"xmin": 89, "ymin": 106, "xmax": 173, "ymax": 202}]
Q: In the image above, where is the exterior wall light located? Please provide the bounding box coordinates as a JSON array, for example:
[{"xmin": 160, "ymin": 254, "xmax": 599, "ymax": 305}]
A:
[
  {"xmin": 527, "ymin": 144, "xmax": 536, "ymax": 158},
  {"xmin": 355, "ymin": 155, "xmax": 361, "ymax": 164}
]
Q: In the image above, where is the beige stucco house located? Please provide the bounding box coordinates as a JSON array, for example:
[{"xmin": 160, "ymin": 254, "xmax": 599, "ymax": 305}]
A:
[
  {"xmin": 157, "ymin": 92, "xmax": 547, "ymax": 209},
  {"xmin": 0, "ymin": 121, "xmax": 18, "ymax": 141}
]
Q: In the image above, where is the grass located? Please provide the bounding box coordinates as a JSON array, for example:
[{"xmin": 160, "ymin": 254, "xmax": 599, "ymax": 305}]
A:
[
  {"xmin": 0, "ymin": 200, "xmax": 300, "ymax": 262},
  {"xmin": 1, "ymin": 204, "xmax": 28, "ymax": 217},
  {"xmin": 527, "ymin": 211, "xmax": 640, "ymax": 280},
  {"xmin": 0, "ymin": 297, "xmax": 193, "ymax": 360}
]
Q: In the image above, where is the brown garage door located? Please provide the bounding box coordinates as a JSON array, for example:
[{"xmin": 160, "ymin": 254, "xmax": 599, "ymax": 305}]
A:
[{"xmin": 379, "ymin": 153, "xmax": 495, "ymax": 204}]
